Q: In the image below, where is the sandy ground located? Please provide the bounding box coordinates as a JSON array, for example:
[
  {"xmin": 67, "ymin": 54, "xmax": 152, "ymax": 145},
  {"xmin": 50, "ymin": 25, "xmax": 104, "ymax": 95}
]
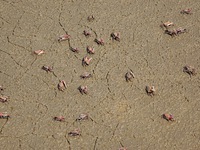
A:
[{"xmin": 0, "ymin": 0, "xmax": 200, "ymax": 149}]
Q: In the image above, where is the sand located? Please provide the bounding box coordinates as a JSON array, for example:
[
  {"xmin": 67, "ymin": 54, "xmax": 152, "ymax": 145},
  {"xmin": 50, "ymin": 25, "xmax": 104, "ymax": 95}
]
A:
[{"xmin": 0, "ymin": 0, "xmax": 200, "ymax": 149}]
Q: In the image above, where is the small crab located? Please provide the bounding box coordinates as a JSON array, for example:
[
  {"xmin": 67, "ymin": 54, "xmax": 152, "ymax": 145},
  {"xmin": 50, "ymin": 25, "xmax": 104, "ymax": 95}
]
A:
[
  {"xmin": 58, "ymin": 34, "xmax": 70, "ymax": 42},
  {"xmin": 83, "ymin": 30, "xmax": 91, "ymax": 37},
  {"xmin": 80, "ymin": 72, "xmax": 92, "ymax": 79},
  {"xmin": 68, "ymin": 129, "xmax": 81, "ymax": 136},
  {"xmin": 82, "ymin": 56, "xmax": 92, "ymax": 66},
  {"xmin": 183, "ymin": 65, "xmax": 196, "ymax": 76},
  {"xmin": 87, "ymin": 46, "xmax": 95, "ymax": 54},
  {"xmin": 160, "ymin": 21, "xmax": 174, "ymax": 29},
  {"xmin": 70, "ymin": 47, "xmax": 80, "ymax": 53},
  {"xmin": 0, "ymin": 85, "xmax": 4, "ymax": 91},
  {"xmin": 58, "ymin": 80, "xmax": 67, "ymax": 91},
  {"xmin": 162, "ymin": 113, "xmax": 174, "ymax": 121},
  {"xmin": 76, "ymin": 113, "xmax": 89, "ymax": 121},
  {"xmin": 0, "ymin": 112, "xmax": 10, "ymax": 119},
  {"xmin": 165, "ymin": 28, "xmax": 186, "ymax": 36},
  {"xmin": 181, "ymin": 8, "xmax": 192, "ymax": 14},
  {"xmin": 165, "ymin": 29, "xmax": 178, "ymax": 36},
  {"xmin": 176, "ymin": 27, "xmax": 187, "ymax": 34},
  {"xmin": 146, "ymin": 85, "xmax": 156, "ymax": 96},
  {"xmin": 0, "ymin": 95, "xmax": 9, "ymax": 103},
  {"xmin": 78, "ymin": 86, "xmax": 88, "ymax": 95},
  {"xmin": 111, "ymin": 32, "xmax": 120, "ymax": 41},
  {"xmin": 95, "ymin": 38, "xmax": 104, "ymax": 45},
  {"xmin": 125, "ymin": 71, "xmax": 135, "ymax": 82},
  {"xmin": 87, "ymin": 15, "xmax": 95, "ymax": 22},
  {"xmin": 54, "ymin": 116, "xmax": 65, "ymax": 122},
  {"xmin": 34, "ymin": 50, "xmax": 45, "ymax": 56},
  {"xmin": 42, "ymin": 66, "xmax": 53, "ymax": 73}
]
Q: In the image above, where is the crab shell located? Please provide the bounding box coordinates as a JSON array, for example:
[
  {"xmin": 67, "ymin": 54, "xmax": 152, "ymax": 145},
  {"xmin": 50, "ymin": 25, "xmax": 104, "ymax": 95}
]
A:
[
  {"xmin": 58, "ymin": 34, "xmax": 70, "ymax": 42},
  {"xmin": 68, "ymin": 129, "xmax": 81, "ymax": 136},
  {"xmin": 76, "ymin": 113, "xmax": 89, "ymax": 121},
  {"xmin": 34, "ymin": 50, "xmax": 45, "ymax": 55},
  {"xmin": 70, "ymin": 47, "xmax": 79, "ymax": 53},
  {"xmin": 0, "ymin": 96, "xmax": 8, "ymax": 103},
  {"xmin": 125, "ymin": 71, "xmax": 135, "ymax": 81},
  {"xmin": 183, "ymin": 65, "xmax": 196, "ymax": 76},
  {"xmin": 87, "ymin": 15, "xmax": 95, "ymax": 22},
  {"xmin": 83, "ymin": 30, "xmax": 91, "ymax": 36},
  {"xmin": 111, "ymin": 32, "xmax": 120, "ymax": 41},
  {"xmin": 146, "ymin": 86, "xmax": 155, "ymax": 96},
  {"xmin": 58, "ymin": 80, "xmax": 67, "ymax": 91},
  {"xmin": 0, "ymin": 112, "xmax": 10, "ymax": 119},
  {"xmin": 163, "ymin": 113, "xmax": 174, "ymax": 121},
  {"xmin": 82, "ymin": 57, "xmax": 92, "ymax": 66},
  {"xmin": 87, "ymin": 46, "xmax": 95, "ymax": 54},
  {"xmin": 79, "ymin": 86, "xmax": 88, "ymax": 94},
  {"xmin": 80, "ymin": 72, "xmax": 92, "ymax": 79},
  {"xmin": 54, "ymin": 116, "xmax": 65, "ymax": 122},
  {"xmin": 42, "ymin": 66, "xmax": 53, "ymax": 72},
  {"xmin": 95, "ymin": 38, "xmax": 104, "ymax": 45}
]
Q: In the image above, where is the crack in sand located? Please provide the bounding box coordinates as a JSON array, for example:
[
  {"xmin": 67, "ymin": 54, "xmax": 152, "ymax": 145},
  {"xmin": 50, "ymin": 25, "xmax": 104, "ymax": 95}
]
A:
[
  {"xmin": 106, "ymin": 71, "xmax": 112, "ymax": 93},
  {"xmin": 0, "ymin": 48, "xmax": 23, "ymax": 68},
  {"xmin": 93, "ymin": 136, "xmax": 98, "ymax": 150},
  {"xmin": 0, "ymin": 70, "xmax": 12, "ymax": 78},
  {"xmin": 0, "ymin": 119, "xmax": 9, "ymax": 134},
  {"xmin": 7, "ymin": 36, "xmax": 26, "ymax": 50},
  {"xmin": 11, "ymin": 12, "xmax": 25, "ymax": 36},
  {"xmin": 110, "ymin": 123, "xmax": 119, "ymax": 140},
  {"xmin": 15, "ymin": 57, "xmax": 37, "ymax": 83}
]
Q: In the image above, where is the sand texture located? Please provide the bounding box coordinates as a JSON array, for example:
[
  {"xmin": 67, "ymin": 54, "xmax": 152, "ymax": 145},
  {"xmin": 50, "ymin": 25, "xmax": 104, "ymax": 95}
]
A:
[{"xmin": 0, "ymin": 0, "xmax": 200, "ymax": 149}]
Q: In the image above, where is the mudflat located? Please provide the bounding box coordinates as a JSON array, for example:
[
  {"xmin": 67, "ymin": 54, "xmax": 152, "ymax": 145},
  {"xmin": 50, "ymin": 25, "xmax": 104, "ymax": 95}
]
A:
[{"xmin": 0, "ymin": 0, "xmax": 200, "ymax": 149}]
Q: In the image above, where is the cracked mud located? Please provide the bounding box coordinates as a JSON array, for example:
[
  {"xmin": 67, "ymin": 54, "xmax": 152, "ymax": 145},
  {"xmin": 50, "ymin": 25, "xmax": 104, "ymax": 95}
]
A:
[{"xmin": 0, "ymin": 0, "xmax": 200, "ymax": 150}]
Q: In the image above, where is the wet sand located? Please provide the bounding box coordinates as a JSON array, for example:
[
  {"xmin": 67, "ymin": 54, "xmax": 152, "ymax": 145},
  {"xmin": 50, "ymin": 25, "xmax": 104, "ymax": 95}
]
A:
[{"xmin": 0, "ymin": 0, "xmax": 200, "ymax": 149}]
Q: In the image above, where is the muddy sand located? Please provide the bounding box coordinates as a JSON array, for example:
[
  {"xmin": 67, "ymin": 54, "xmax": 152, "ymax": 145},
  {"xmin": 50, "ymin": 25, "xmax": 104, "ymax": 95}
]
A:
[{"xmin": 0, "ymin": 0, "xmax": 200, "ymax": 149}]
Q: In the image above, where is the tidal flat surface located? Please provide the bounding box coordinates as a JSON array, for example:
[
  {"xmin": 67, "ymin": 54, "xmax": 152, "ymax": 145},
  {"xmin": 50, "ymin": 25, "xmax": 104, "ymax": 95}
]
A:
[{"xmin": 0, "ymin": 0, "xmax": 200, "ymax": 149}]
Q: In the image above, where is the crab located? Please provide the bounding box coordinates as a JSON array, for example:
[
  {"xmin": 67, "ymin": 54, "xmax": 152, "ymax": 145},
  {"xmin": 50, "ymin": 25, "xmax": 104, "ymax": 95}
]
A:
[
  {"xmin": 58, "ymin": 34, "xmax": 70, "ymax": 42},
  {"xmin": 42, "ymin": 66, "xmax": 53, "ymax": 73},
  {"xmin": 160, "ymin": 21, "xmax": 174, "ymax": 29},
  {"xmin": 70, "ymin": 47, "xmax": 80, "ymax": 53},
  {"xmin": 68, "ymin": 129, "xmax": 81, "ymax": 136},
  {"xmin": 165, "ymin": 27, "xmax": 186, "ymax": 36},
  {"xmin": 54, "ymin": 116, "xmax": 65, "ymax": 122},
  {"xmin": 95, "ymin": 38, "xmax": 104, "ymax": 45},
  {"xmin": 87, "ymin": 15, "xmax": 95, "ymax": 22},
  {"xmin": 80, "ymin": 72, "xmax": 92, "ymax": 79},
  {"xmin": 176, "ymin": 27, "xmax": 187, "ymax": 34},
  {"xmin": 146, "ymin": 85, "xmax": 156, "ymax": 96},
  {"xmin": 125, "ymin": 71, "xmax": 135, "ymax": 82},
  {"xmin": 111, "ymin": 32, "xmax": 120, "ymax": 41},
  {"xmin": 183, "ymin": 65, "xmax": 196, "ymax": 76},
  {"xmin": 34, "ymin": 50, "xmax": 45, "ymax": 56},
  {"xmin": 76, "ymin": 113, "xmax": 89, "ymax": 121},
  {"xmin": 82, "ymin": 56, "xmax": 92, "ymax": 66},
  {"xmin": 0, "ymin": 95, "xmax": 9, "ymax": 103},
  {"xmin": 58, "ymin": 80, "xmax": 67, "ymax": 91},
  {"xmin": 0, "ymin": 85, "xmax": 4, "ymax": 91},
  {"xmin": 83, "ymin": 30, "xmax": 91, "ymax": 37},
  {"xmin": 181, "ymin": 8, "xmax": 192, "ymax": 14},
  {"xmin": 162, "ymin": 113, "xmax": 174, "ymax": 121},
  {"xmin": 78, "ymin": 86, "xmax": 88, "ymax": 95},
  {"xmin": 0, "ymin": 112, "xmax": 10, "ymax": 119},
  {"xmin": 87, "ymin": 46, "xmax": 95, "ymax": 54}
]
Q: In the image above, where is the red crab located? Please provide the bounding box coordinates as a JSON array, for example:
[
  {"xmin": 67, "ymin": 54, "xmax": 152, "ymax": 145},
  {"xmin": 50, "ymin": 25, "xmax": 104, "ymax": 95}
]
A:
[
  {"xmin": 54, "ymin": 116, "xmax": 65, "ymax": 122},
  {"xmin": 58, "ymin": 34, "xmax": 70, "ymax": 42},
  {"xmin": 0, "ymin": 112, "xmax": 10, "ymax": 119},
  {"xmin": 162, "ymin": 113, "xmax": 174, "ymax": 121}
]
